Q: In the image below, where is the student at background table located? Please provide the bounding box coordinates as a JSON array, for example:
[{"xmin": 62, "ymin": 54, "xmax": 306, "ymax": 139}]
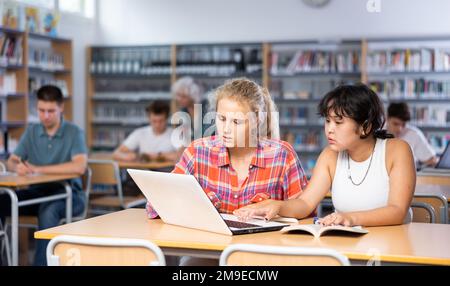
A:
[
  {"xmin": 0, "ymin": 85, "xmax": 87, "ymax": 266},
  {"xmin": 386, "ymin": 102, "xmax": 438, "ymax": 168}
]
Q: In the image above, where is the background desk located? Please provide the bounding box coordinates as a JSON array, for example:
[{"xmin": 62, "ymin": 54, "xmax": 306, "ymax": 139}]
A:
[
  {"xmin": 35, "ymin": 209, "xmax": 450, "ymax": 266},
  {"xmin": 89, "ymin": 153, "xmax": 175, "ymax": 170},
  {"xmin": 0, "ymin": 173, "xmax": 78, "ymax": 266}
]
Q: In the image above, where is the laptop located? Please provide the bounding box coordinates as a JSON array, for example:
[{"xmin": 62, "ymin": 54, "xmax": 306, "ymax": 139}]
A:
[
  {"xmin": 127, "ymin": 169, "xmax": 289, "ymax": 236},
  {"xmin": 420, "ymin": 142, "xmax": 450, "ymax": 174}
]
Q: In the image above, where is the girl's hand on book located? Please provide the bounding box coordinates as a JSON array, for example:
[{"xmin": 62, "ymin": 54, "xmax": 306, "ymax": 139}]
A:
[
  {"xmin": 318, "ymin": 212, "xmax": 354, "ymax": 227},
  {"xmin": 233, "ymin": 200, "xmax": 283, "ymax": 222}
]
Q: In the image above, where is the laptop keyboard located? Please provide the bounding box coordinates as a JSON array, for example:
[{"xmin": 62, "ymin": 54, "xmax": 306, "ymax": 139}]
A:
[{"xmin": 224, "ymin": 220, "xmax": 260, "ymax": 229}]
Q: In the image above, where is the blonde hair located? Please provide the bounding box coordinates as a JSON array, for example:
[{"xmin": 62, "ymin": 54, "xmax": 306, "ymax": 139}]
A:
[{"xmin": 210, "ymin": 78, "xmax": 280, "ymax": 140}]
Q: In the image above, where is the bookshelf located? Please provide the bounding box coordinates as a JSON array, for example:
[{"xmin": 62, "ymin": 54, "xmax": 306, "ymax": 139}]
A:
[
  {"xmin": 86, "ymin": 43, "xmax": 264, "ymax": 151},
  {"xmin": 366, "ymin": 37, "xmax": 450, "ymax": 155},
  {"xmin": 86, "ymin": 37, "xmax": 450, "ymax": 175},
  {"xmin": 87, "ymin": 45, "xmax": 174, "ymax": 151},
  {"xmin": 0, "ymin": 26, "xmax": 73, "ymax": 159},
  {"xmin": 267, "ymin": 40, "xmax": 363, "ymax": 175}
]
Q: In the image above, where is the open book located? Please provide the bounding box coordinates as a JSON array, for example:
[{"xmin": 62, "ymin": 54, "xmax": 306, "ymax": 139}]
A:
[{"xmin": 280, "ymin": 224, "xmax": 368, "ymax": 238}]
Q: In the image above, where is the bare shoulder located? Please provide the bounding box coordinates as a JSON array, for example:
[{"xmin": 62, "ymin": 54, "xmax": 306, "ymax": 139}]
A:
[
  {"xmin": 385, "ymin": 138, "xmax": 414, "ymax": 171},
  {"xmin": 385, "ymin": 138, "xmax": 413, "ymax": 157},
  {"xmin": 315, "ymin": 146, "xmax": 339, "ymax": 179},
  {"xmin": 317, "ymin": 146, "xmax": 339, "ymax": 167}
]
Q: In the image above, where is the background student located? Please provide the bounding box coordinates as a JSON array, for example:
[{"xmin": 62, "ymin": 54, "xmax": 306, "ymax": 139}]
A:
[
  {"xmin": 235, "ymin": 84, "xmax": 416, "ymax": 227},
  {"xmin": 386, "ymin": 102, "xmax": 438, "ymax": 168},
  {"xmin": 0, "ymin": 85, "xmax": 88, "ymax": 266},
  {"xmin": 113, "ymin": 100, "xmax": 179, "ymax": 162}
]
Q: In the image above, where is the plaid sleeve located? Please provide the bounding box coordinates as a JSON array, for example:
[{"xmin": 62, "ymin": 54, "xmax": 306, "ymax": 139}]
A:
[
  {"xmin": 282, "ymin": 146, "xmax": 309, "ymax": 199},
  {"xmin": 172, "ymin": 145, "xmax": 195, "ymax": 175},
  {"xmin": 145, "ymin": 145, "xmax": 196, "ymax": 219}
]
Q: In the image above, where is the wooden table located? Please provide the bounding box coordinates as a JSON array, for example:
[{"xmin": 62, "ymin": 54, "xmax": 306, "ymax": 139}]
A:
[
  {"xmin": 35, "ymin": 209, "xmax": 450, "ymax": 266},
  {"xmin": 417, "ymin": 171, "xmax": 450, "ymax": 186},
  {"xmin": 0, "ymin": 173, "xmax": 79, "ymax": 266},
  {"xmin": 89, "ymin": 153, "xmax": 175, "ymax": 170}
]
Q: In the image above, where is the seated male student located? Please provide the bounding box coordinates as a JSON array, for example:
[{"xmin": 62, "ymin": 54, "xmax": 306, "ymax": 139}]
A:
[
  {"xmin": 387, "ymin": 102, "xmax": 438, "ymax": 168},
  {"xmin": 0, "ymin": 85, "xmax": 88, "ymax": 266},
  {"xmin": 113, "ymin": 100, "xmax": 179, "ymax": 163}
]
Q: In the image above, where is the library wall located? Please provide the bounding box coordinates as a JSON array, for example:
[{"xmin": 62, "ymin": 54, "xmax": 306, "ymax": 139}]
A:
[{"xmin": 97, "ymin": 0, "xmax": 450, "ymax": 45}]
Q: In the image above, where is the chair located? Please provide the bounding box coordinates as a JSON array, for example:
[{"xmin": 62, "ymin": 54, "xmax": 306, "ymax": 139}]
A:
[
  {"xmin": 411, "ymin": 201, "xmax": 436, "ymax": 223},
  {"xmin": 88, "ymin": 159, "xmax": 146, "ymax": 215},
  {"xmin": 0, "ymin": 163, "xmax": 11, "ymax": 265},
  {"xmin": 46, "ymin": 235, "xmax": 165, "ymax": 266},
  {"xmin": 219, "ymin": 244, "xmax": 350, "ymax": 266},
  {"xmin": 412, "ymin": 194, "xmax": 448, "ymax": 224},
  {"xmin": 0, "ymin": 191, "xmax": 11, "ymax": 266}
]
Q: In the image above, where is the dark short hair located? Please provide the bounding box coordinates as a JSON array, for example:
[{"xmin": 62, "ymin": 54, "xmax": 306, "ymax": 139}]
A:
[
  {"xmin": 145, "ymin": 100, "xmax": 170, "ymax": 118},
  {"xmin": 318, "ymin": 84, "xmax": 392, "ymax": 139},
  {"xmin": 37, "ymin": 85, "xmax": 64, "ymax": 105},
  {"xmin": 387, "ymin": 102, "xmax": 411, "ymax": 122}
]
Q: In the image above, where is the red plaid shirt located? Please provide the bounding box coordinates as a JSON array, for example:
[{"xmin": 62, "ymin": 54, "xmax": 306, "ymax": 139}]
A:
[{"xmin": 146, "ymin": 136, "xmax": 308, "ymax": 218}]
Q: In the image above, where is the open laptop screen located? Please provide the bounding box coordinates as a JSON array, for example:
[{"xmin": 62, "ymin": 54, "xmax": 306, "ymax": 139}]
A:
[{"xmin": 437, "ymin": 143, "xmax": 450, "ymax": 169}]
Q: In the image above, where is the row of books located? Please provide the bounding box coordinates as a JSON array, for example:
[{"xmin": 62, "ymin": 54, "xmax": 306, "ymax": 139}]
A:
[
  {"xmin": 29, "ymin": 76, "xmax": 69, "ymax": 97},
  {"xmin": 411, "ymin": 106, "xmax": 450, "ymax": 127},
  {"xmin": 1, "ymin": 1, "xmax": 60, "ymax": 36},
  {"xmin": 177, "ymin": 47, "xmax": 262, "ymax": 65},
  {"xmin": 279, "ymin": 106, "xmax": 309, "ymax": 125},
  {"xmin": 270, "ymin": 78, "xmax": 358, "ymax": 100},
  {"xmin": 91, "ymin": 61, "xmax": 172, "ymax": 76},
  {"xmin": 367, "ymin": 48, "xmax": 434, "ymax": 73},
  {"xmin": 370, "ymin": 79, "xmax": 450, "ymax": 100},
  {"xmin": 29, "ymin": 47, "xmax": 65, "ymax": 71},
  {"xmin": 94, "ymin": 92, "xmax": 172, "ymax": 101},
  {"xmin": 435, "ymin": 50, "xmax": 450, "ymax": 71},
  {"xmin": 93, "ymin": 128, "xmax": 132, "ymax": 149},
  {"xmin": 95, "ymin": 78, "xmax": 172, "ymax": 93},
  {"xmin": 0, "ymin": 72, "xmax": 15, "ymax": 95},
  {"xmin": 94, "ymin": 104, "xmax": 149, "ymax": 124},
  {"xmin": 0, "ymin": 34, "xmax": 22, "ymax": 66},
  {"xmin": 91, "ymin": 47, "xmax": 171, "ymax": 75},
  {"xmin": 270, "ymin": 50, "xmax": 360, "ymax": 75},
  {"xmin": 283, "ymin": 131, "xmax": 323, "ymax": 152}
]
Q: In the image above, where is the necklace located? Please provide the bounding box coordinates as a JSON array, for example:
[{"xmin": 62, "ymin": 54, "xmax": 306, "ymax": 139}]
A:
[{"xmin": 347, "ymin": 142, "xmax": 376, "ymax": 186}]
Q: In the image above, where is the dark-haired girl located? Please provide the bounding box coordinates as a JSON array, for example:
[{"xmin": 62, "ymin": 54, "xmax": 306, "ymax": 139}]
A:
[{"xmin": 235, "ymin": 84, "xmax": 416, "ymax": 227}]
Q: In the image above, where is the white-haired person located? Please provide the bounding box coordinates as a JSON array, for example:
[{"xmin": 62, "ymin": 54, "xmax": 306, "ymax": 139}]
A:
[{"xmin": 172, "ymin": 77, "xmax": 214, "ymax": 144}]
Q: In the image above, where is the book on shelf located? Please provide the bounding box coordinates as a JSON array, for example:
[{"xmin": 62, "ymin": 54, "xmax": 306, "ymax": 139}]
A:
[
  {"xmin": 0, "ymin": 34, "xmax": 22, "ymax": 65},
  {"xmin": 1, "ymin": 1, "xmax": 22, "ymax": 30},
  {"xmin": 40, "ymin": 9, "xmax": 59, "ymax": 37},
  {"xmin": 24, "ymin": 6, "xmax": 40, "ymax": 33},
  {"xmin": 370, "ymin": 79, "xmax": 450, "ymax": 100},
  {"xmin": 271, "ymin": 50, "xmax": 360, "ymax": 75},
  {"xmin": 367, "ymin": 48, "xmax": 434, "ymax": 73},
  {"xmin": 435, "ymin": 49, "xmax": 450, "ymax": 71},
  {"xmin": 411, "ymin": 105, "xmax": 450, "ymax": 126},
  {"xmin": 29, "ymin": 47, "xmax": 64, "ymax": 71},
  {"xmin": 0, "ymin": 71, "xmax": 16, "ymax": 95},
  {"xmin": 280, "ymin": 224, "xmax": 368, "ymax": 238}
]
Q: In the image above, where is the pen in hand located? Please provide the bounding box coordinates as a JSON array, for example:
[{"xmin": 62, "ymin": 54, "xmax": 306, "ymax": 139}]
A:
[{"xmin": 20, "ymin": 158, "xmax": 34, "ymax": 174}]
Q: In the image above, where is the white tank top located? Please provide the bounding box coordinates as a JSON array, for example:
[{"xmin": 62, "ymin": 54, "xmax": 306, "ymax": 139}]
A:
[
  {"xmin": 332, "ymin": 139, "xmax": 412, "ymax": 223},
  {"xmin": 332, "ymin": 139, "xmax": 389, "ymax": 213}
]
